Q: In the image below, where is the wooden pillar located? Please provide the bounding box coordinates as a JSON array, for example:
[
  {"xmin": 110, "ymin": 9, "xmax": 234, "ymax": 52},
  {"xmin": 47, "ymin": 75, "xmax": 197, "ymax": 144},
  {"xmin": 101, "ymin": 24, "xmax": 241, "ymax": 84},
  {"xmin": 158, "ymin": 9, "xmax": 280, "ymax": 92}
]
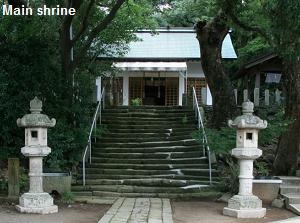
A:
[{"xmin": 8, "ymin": 158, "xmax": 20, "ymax": 198}]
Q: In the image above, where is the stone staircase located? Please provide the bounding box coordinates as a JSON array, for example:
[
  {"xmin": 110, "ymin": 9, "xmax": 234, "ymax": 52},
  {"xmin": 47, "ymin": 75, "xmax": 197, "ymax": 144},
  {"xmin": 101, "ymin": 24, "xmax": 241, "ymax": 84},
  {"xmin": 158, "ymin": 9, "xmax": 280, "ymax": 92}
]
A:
[
  {"xmin": 280, "ymin": 176, "xmax": 300, "ymax": 215},
  {"xmin": 72, "ymin": 106, "xmax": 218, "ymax": 201}
]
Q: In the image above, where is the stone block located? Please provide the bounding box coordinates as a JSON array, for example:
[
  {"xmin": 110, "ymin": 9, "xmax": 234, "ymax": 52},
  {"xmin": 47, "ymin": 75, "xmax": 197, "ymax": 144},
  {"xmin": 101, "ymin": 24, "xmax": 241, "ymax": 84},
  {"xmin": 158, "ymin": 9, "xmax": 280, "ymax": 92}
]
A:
[
  {"xmin": 218, "ymin": 193, "xmax": 232, "ymax": 203},
  {"xmin": 223, "ymin": 207, "xmax": 266, "ymax": 218},
  {"xmin": 271, "ymin": 198, "xmax": 285, "ymax": 208},
  {"xmin": 252, "ymin": 179, "xmax": 282, "ymax": 204},
  {"xmin": 227, "ymin": 195, "xmax": 263, "ymax": 209},
  {"xmin": 8, "ymin": 158, "xmax": 20, "ymax": 198},
  {"xmin": 43, "ymin": 173, "xmax": 71, "ymax": 194},
  {"xmin": 16, "ymin": 192, "xmax": 58, "ymax": 214},
  {"xmin": 21, "ymin": 146, "xmax": 51, "ymax": 157},
  {"xmin": 231, "ymin": 148, "xmax": 262, "ymax": 159}
]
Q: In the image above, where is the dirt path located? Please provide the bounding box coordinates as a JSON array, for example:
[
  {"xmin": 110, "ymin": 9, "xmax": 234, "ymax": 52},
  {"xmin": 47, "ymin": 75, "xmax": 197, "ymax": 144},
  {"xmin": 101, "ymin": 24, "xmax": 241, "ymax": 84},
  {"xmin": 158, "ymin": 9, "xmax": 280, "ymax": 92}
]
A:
[
  {"xmin": 0, "ymin": 203, "xmax": 110, "ymax": 223},
  {"xmin": 172, "ymin": 201, "xmax": 296, "ymax": 223}
]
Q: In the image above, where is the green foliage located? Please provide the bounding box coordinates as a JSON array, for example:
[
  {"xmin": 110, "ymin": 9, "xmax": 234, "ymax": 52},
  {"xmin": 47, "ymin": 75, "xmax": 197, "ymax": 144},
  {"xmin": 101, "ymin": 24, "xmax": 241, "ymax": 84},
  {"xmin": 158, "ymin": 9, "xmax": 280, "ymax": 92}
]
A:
[
  {"xmin": 0, "ymin": 0, "xmax": 159, "ymax": 170},
  {"xmin": 217, "ymin": 157, "xmax": 239, "ymax": 194},
  {"xmin": 95, "ymin": 125, "xmax": 109, "ymax": 138},
  {"xmin": 194, "ymin": 127, "xmax": 235, "ymax": 155},
  {"xmin": 131, "ymin": 98, "xmax": 142, "ymax": 106},
  {"xmin": 156, "ymin": 0, "xmax": 217, "ymax": 26},
  {"xmin": 194, "ymin": 108, "xmax": 289, "ymax": 156},
  {"xmin": 194, "ymin": 108, "xmax": 289, "ymax": 192},
  {"xmin": 19, "ymin": 167, "xmax": 29, "ymax": 193},
  {"xmin": 257, "ymin": 108, "xmax": 291, "ymax": 146},
  {"xmin": 60, "ymin": 191, "xmax": 74, "ymax": 204},
  {"xmin": 182, "ymin": 115, "xmax": 188, "ymax": 124},
  {"xmin": 0, "ymin": 180, "xmax": 7, "ymax": 193},
  {"xmin": 254, "ymin": 161, "xmax": 269, "ymax": 176},
  {"xmin": 0, "ymin": 16, "xmax": 93, "ymax": 170}
]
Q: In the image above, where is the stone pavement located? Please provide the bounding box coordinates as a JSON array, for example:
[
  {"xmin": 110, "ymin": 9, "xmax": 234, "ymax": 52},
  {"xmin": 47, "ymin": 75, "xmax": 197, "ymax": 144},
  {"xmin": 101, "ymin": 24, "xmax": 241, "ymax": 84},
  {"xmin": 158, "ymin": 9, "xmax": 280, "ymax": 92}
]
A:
[
  {"xmin": 271, "ymin": 216, "xmax": 300, "ymax": 223},
  {"xmin": 98, "ymin": 198, "xmax": 173, "ymax": 223}
]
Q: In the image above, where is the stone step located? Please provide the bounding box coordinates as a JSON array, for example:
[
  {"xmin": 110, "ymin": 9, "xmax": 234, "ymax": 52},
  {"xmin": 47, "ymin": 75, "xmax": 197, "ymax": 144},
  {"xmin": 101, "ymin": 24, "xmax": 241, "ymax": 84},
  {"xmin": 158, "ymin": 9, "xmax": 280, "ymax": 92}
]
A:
[
  {"xmin": 90, "ymin": 151, "xmax": 202, "ymax": 159},
  {"xmin": 72, "ymin": 184, "xmax": 209, "ymax": 194},
  {"xmin": 99, "ymin": 135, "xmax": 196, "ymax": 143},
  {"xmin": 101, "ymin": 132, "xmax": 194, "ymax": 138},
  {"xmin": 91, "ymin": 157, "xmax": 208, "ymax": 164},
  {"xmin": 106, "ymin": 124, "xmax": 195, "ymax": 129},
  {"xmin": 280, "ymin": 185, "xmax": 300, "ymax": 194},
  {"xmin": 96, "ymin": 139, "xmax": 199, "ymax": 148},
  {"xmin": 72, "ymin": 190, "xmax": 222, "ymax": 199},
  {"xmin": 74, "ymin": 178, "xmax": 214, "ymax": 187},
  {"xmin": 80, "ymin": 174, "xmax": 213, "ymax": 181},
  {"xmin": 105, "ymin": 105, "xmax": 189, "ymax": 110},
  {"xmin": 102, "ymin": 116, "xmax": 194, "ymax": 121},
  {"xmin": 73, "ymin": 196, "xmax": 117, "ymax": 204},
  {"xmin": 81, "ymin": 168, "xmax": 217, "ymax": 177},
  {"xmin": 102, "ymin": 108, "xmax": 194, "ymax": 113},
  {"xmin": 282, "ymin": 193, "xmax": 300, "ymax": 204},
  {"xmin": 286, "ymin": 204, "xmax": 300, "ymax": 216},
  {"xmin": 107, "ymin": 128, "xmax": 195, "ymax": 134},
  {"xmin": 102, "ymin": 113, "xmax": 194, "ymax": 118},
  {"xmin": 92, "ymin": 145, "xmax": 200, "ymax": 153},
  {"xmin": 87, "ymin": 163, "xmax": 206, "ymax": 170},
  {"xmin": 74, "ymin": 106, "xmax": 215, "ymax": 198},
  {"xmin": 102, "ymin": 120, "xmax": 194, "ymax": 125},
  {"xmin": 279, "ymin": 176, "xmax": 300, "ymax": 186}
]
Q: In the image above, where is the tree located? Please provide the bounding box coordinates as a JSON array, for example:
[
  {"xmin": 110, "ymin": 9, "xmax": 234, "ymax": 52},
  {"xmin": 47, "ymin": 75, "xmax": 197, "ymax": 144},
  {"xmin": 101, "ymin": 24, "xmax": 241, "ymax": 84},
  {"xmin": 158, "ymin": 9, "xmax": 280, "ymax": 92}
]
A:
[
  {"xmin": 223, "ymin": 0, "xmax": 300, "ymax": 174},
  {"xmin": 0, "ymin": 1, "xmax": 158, "ymax": 169},
  {"xmin": 157, "ymin": 0, "xmax": 237, "ymax": 128},
  {"xmin": 194, "ymin": 11, "xmax": 237, "ymax": 128}
]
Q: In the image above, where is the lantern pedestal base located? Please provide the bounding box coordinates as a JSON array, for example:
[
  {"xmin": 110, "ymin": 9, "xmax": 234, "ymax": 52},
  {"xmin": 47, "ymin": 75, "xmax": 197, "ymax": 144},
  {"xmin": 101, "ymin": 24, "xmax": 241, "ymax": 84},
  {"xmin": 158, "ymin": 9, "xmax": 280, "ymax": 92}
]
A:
[
  {"xmin": 16, "ymin": 192, "xmax": 58, "ymax": 214},
  {"xmin": 223, "ymin": 195, "xmax": 266, "ymax": 218}
]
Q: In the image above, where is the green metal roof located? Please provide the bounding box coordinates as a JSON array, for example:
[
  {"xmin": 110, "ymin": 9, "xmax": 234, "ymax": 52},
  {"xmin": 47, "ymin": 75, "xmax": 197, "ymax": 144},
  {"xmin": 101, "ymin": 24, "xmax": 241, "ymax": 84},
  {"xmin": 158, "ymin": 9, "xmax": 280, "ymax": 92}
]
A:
[{"xmin": 100, "ymin": 28, "xmax": 237, "ymax": 60}]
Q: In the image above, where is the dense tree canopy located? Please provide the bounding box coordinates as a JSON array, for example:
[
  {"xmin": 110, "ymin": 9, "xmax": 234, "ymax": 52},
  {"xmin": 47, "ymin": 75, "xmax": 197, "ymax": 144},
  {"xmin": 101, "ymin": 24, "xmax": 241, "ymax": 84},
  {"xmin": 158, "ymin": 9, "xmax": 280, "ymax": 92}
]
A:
[
  {"xmin": 158, "ymin": 0, "xmax": 300, "ymax": 173},
  {"xmin": 222, "ymin": 0, "xmax": 300, "ymax": 175},
  {"xmin": 0, "ymin": 1, "xmax": 158, "ymax": 169}
]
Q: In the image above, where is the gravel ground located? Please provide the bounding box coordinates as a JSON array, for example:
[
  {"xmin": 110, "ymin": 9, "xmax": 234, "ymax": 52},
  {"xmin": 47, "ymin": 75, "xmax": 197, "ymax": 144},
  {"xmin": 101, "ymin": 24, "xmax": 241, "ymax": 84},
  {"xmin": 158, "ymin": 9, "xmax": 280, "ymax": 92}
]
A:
[
  {"xmin": 0, "ymin": 202, "xmax": 110, "ymax": 223},
  {"xmin": 172, "ymin": 201, "xmax": 296, "ymax": 223}
]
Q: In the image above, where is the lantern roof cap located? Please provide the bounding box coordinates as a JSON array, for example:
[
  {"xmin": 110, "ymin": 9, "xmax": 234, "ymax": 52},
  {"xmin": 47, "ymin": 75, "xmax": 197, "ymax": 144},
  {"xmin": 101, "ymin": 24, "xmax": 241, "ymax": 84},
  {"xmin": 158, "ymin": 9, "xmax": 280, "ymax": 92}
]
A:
[
  {"xmin": 228, "ymin": 100, "xmax": 267, "ymax": 129},
  {"xmin": 17, "ymin": 97, "xmax": 56, "ymax": 128}
]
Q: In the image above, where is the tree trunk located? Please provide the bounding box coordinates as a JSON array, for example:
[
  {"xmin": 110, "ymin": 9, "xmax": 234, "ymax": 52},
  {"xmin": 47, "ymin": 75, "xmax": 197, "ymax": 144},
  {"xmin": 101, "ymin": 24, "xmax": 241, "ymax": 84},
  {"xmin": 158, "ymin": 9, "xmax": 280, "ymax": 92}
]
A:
[
  {"xmin": 59, "ymin": 22, "xmax": 81, "ymax": 126},
  {"xmin": 195, "ymin": 11, "xmax": 237, "ymax": 128},
  {"xmin": 273, "ymin": 59, "xmax": 300, "ymax": 175}
]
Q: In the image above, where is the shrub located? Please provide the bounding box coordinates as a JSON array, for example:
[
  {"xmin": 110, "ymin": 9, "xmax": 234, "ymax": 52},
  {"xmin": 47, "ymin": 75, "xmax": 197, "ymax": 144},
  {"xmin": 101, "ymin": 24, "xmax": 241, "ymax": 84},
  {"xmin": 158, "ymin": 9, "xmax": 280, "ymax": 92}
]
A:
[
  {"xmin": 131, "ymin": 98, "xmax": 142, "ymax": 106},
  {"xmin": 60, "ymin": 191, "xmax": 74, "ymax": 204},
  {"xmin": 217, "ymin": 156, "xmax": 239, "ymax": 194}
]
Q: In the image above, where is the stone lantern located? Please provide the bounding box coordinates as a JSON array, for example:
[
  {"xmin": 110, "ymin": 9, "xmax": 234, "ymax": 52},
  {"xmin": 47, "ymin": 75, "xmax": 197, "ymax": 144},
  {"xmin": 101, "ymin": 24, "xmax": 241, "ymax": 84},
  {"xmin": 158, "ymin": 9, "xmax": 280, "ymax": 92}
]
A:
[
  {"xmin": 16, "ymin": 97, "xmax": 58, "ymax": 214},
  {"xmin": 223, "ymin": 100, "xmax": 267, "ymax": 218}
]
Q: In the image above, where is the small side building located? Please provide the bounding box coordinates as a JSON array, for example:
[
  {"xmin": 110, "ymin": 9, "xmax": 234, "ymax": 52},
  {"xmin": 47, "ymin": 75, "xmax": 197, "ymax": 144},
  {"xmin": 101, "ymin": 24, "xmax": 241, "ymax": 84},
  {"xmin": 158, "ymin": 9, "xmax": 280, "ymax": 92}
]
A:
[
  {"xmin": 235, "ymin": 53, "xmax": 282, "ymax": 90},
  {"xmin": 234, "ymin": 53, "xmax": 283, "ymax": 105},
  {"xmin": 96, "ymin": 27, "xmax": 237, "ymax": 106}
]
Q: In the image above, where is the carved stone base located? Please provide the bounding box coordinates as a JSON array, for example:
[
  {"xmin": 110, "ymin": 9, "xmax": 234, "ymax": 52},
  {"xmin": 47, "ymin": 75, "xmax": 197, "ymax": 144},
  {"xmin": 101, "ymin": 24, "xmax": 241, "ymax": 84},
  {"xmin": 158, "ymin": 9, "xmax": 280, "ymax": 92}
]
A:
[
  {"xmin": 16, "ymin": 192, "xmax": 58, "ymax": 214},
  {"xmin": 223, "ymin": 195, "xmax": 266, "ymax": 218},
  {"xmin": 223, "ymin": 207, "xmax": 266, "ymax": 218}
]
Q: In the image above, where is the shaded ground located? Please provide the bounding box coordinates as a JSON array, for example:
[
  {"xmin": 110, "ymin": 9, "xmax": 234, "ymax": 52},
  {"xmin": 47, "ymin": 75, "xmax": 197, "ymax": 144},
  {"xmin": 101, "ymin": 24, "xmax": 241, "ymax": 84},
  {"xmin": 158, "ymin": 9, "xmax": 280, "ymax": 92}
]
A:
[
  {"xmin": 0, "ymin": 200, "xmax": 297, "ymax": 223},
  {"xmin": 172, "ymin": 201, "xmax": 296, "ymax": 223},
  {"xmin": 0, "ymin": 202, "xmax": 110, "ymax": 223}
]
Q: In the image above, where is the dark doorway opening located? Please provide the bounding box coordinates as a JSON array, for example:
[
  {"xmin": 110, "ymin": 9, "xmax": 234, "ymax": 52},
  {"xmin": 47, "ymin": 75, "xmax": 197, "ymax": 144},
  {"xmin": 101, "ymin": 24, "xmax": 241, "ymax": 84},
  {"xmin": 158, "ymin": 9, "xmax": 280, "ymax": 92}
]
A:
[{"xmin": 144, "ymin": 77, "xmax": 166, "ymax": 105}]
